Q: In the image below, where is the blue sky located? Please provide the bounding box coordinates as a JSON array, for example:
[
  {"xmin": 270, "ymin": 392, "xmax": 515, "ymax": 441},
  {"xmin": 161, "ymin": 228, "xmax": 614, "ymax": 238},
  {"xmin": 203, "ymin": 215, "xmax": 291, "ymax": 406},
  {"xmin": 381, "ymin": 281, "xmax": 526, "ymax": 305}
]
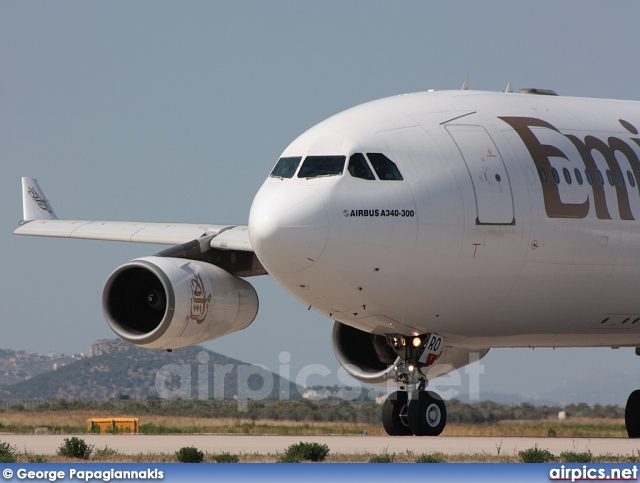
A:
[{"xmin": 2, "ymin": 1, "xmax": 640, "ymax": 404}]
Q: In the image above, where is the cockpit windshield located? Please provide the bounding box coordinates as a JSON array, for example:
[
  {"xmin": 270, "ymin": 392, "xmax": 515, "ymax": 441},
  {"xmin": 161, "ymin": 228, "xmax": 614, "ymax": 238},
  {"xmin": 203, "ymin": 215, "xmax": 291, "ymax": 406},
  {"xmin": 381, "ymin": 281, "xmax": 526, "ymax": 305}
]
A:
[
  {"xmin": 348, "ymin": 153, "xmax": 376, "ymax": 180},
  {"xmin": 270, "ymin": 156, "xmax": 301, "ymax": 178},
  {"xmin": 367, "ymin": 153, "xmax": 404, "ymax": 180},
  {"xmin": 270, "ymin": 153, "xmax": 402, "ymax": 181},
  {"xmin": 297, "ymin": 155, "xmax": 346, "ymax": 178}
]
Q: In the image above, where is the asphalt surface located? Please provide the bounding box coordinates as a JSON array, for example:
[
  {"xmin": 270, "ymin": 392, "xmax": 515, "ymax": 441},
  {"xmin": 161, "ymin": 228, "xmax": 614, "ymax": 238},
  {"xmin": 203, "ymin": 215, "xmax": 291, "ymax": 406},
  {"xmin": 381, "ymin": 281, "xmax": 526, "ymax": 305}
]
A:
[{"xmin": 0, "ymin": 435, "xmax": 637, "ymax": 456}]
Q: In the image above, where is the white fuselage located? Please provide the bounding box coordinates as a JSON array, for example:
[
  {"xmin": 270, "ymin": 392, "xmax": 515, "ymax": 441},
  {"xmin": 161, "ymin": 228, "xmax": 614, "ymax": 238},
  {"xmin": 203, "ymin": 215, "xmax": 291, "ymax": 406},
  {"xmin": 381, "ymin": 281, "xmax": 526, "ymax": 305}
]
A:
[{"xmin": 248, "ymin": 90, "xmax": 640, "ymax": 350}]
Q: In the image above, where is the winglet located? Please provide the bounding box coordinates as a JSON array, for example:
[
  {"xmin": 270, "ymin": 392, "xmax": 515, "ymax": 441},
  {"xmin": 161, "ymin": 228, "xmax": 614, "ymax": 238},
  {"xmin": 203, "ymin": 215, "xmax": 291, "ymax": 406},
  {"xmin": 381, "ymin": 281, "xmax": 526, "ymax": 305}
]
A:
[{"xmin": 21, "ymin": 177, "xmax": 58, "ymax": 223}]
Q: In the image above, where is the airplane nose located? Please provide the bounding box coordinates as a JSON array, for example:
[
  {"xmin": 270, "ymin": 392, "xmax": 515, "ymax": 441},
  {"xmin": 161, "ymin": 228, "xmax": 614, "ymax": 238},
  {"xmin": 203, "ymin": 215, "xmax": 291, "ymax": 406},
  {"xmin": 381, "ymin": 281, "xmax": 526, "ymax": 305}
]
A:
[{"xmin": 249, "ymin": 184, "xmax": 329, "ymax": 274}]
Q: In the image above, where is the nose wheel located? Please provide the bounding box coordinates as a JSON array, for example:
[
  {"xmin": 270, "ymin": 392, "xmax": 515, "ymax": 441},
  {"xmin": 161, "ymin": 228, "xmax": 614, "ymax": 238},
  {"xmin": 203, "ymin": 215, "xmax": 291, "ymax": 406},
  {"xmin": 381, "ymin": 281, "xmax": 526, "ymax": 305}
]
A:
[
  {"xmin": 382, "ymin": 391, "xmax": 412, "ymax": 436},
  {"xmin": 408, "ymin": 391, "xmax": 447, "ymax": 436},
  {"xmin": 382, "ymin": 390, "xmax": 447, "ymax": 436}
]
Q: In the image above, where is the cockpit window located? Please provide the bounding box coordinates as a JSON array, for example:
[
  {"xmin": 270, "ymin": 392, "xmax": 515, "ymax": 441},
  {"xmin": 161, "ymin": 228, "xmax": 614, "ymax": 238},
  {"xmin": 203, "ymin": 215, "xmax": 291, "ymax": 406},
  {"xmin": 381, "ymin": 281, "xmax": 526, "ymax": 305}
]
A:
[
  {"xmin": 348, "ymin": 153, "xmax": 376, "ymax": 180},
  {"xmin": 297, "ymin": 155, "xmax": 346, "ymax": 178},
  {"xmin": 366, "ymin": 153, "xmax": 404, "ymax": 180},
  {"xmin": 270, "ymin": 156, "xmax": 301, "ymax": 178}
]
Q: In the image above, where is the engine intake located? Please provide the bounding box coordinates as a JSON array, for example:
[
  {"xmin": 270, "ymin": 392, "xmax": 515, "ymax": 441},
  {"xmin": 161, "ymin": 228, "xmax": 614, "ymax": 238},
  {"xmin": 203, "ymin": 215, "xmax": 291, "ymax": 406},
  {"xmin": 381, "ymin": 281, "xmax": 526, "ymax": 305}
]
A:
[
  {"xmin": 332, "ymin": 321, "xmax": 398, "ymax": 385},
  {"xmin": 103, "ymin": 256, "xmax": 258, "ymax": 349}
]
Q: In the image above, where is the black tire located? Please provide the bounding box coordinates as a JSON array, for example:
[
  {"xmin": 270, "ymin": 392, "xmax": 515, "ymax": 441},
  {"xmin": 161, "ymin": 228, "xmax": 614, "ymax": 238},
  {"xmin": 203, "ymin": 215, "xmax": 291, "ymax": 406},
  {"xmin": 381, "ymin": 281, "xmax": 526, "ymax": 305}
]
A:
[
  {"xmin": 626, "ymin": 390, "xmax": 640, "ymax": 438},
  {"xmin": 382, "ymin": 391, "xmax": 413, "ymax": 436},
  {"xmin": 408, "ymin": 391, "xmax": 446, "ymax": 436}
]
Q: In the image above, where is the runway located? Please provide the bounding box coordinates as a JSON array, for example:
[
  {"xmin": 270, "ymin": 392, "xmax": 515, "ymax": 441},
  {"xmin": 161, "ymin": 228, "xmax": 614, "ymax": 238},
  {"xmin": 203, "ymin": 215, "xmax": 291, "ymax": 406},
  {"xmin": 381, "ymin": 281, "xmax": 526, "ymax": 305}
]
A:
[{"xmin": 0, "ymin": 434, "xmax": 637, "ymax": 457}]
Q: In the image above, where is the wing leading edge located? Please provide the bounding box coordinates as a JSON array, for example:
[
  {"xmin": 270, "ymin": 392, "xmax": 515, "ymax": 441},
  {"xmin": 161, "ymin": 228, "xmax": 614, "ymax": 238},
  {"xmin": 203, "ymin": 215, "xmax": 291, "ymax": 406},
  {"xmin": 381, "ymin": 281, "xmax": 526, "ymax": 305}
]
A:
[{"xmin": 15, "ymin": 177, "xmax": 254, "ymax": 252}]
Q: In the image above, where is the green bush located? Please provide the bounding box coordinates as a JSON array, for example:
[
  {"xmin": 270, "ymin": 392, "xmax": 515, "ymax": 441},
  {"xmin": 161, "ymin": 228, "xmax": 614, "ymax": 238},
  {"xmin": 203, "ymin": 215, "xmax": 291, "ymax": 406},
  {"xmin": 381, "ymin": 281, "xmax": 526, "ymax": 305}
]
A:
[
  {"xmin": 175, "ymin": 446, "xmax": 204, "ymax": 463},
  {"xmin": 560, "ymin": 451, "xmax": 592, "ymax": 463},
  {"xmin": 519, "ymin": 445, "xmax": 556, "ymax": 463},
  {"xmin": 28, "ymin": 455, "xmax": 48, "ymax": 463},
  {"xmin": 94, "ymin": 446, "xmax": 119, "ymax": 458},
  {"xmin": 58, "ymin": 437, "xmax": 93, "ymax": 460},
  {"xmin": 369, "ymin": 453, "xmax": 395, "ymax": 463},
  {"xmin": 282, "ymin": 442, "xmax": 330, "ymax": 462},
  {"xmin": 415, "ymin": 453, "xmax": 445, "ymax": 463},
  {"xmin": 277, "ymin": 453, "xmax": 301, "ymax": 463},
  {"xmin": 214, "ymin": 452, "xmax": 239, "ymax": 463},
  {"xmin": 0, "ymin": 441, "xmax": 17, "ymax": 463}
]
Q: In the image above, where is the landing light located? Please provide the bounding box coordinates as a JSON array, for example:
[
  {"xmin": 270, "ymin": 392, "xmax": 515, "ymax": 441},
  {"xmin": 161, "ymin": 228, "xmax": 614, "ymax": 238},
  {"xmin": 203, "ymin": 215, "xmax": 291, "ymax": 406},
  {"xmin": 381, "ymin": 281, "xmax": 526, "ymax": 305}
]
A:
[
  {"xmin": 412, "ymin": 337, "xmax": 422, "ymax": 347},
  {"xmin": 408, "ymin": 365, "xmax": 415, "ymax": 372}
]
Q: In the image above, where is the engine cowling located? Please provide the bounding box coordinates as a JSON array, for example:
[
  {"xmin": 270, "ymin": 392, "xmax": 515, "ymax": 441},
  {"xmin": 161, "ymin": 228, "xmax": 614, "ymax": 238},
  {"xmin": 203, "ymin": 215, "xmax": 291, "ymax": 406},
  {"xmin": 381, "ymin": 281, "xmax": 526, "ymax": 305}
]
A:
[
  {"xmin": 102, "ymin": 256, "xmax": 258, "ymax": 349},
  {"xmin": 332, "ymin": 321, "xmax": 399, "ymax": 385}
]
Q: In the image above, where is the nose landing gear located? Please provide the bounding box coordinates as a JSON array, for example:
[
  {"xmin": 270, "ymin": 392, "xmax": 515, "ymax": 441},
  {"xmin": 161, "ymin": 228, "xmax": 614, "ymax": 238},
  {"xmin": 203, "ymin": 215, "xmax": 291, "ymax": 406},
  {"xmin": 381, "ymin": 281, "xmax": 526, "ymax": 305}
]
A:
[{"xmin": 381, "ymin": 333, "xmax": 447, "ymax": 436}]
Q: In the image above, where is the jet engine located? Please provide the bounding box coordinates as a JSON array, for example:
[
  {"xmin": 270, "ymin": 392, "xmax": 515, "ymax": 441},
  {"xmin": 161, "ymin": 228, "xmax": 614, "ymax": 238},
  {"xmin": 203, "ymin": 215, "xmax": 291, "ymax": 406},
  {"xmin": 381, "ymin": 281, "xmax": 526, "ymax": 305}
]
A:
[
  {"xmin": 332, "ymin": 321, "xmax": 489, "ymax": 385},
  {"xmin": 103, "ymin": 256, "xmax": 258, "ymax": 349},
  {"xmin": 332, "ymin": 322, "xmax": 399, "ymax": 385}
]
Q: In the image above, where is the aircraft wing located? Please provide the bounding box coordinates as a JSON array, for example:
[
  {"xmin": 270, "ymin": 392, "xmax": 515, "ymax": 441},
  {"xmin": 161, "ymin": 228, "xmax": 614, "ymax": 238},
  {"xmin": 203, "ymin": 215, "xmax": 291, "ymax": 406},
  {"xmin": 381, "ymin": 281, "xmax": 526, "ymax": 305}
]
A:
[{"xmin": 14, "ymin": 177, "xmax": 253, "ymax": 251}]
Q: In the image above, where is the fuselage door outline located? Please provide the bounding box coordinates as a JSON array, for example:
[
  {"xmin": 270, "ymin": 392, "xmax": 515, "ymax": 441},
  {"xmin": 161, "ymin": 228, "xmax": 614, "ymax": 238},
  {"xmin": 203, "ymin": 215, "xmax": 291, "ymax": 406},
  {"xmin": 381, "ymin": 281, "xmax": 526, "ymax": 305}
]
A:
[{"xmin": 446, "ymin": 124, "xmax": 516, "ymax": 225}]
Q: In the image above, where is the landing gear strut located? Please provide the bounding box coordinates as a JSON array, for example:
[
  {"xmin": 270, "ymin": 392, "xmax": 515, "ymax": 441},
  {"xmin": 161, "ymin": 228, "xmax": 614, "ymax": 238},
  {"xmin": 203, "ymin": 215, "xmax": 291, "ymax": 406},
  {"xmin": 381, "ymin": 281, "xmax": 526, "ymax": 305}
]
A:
[{"xmin": 381, "ymin": 333, "xmax": 447, "ymax": 436}]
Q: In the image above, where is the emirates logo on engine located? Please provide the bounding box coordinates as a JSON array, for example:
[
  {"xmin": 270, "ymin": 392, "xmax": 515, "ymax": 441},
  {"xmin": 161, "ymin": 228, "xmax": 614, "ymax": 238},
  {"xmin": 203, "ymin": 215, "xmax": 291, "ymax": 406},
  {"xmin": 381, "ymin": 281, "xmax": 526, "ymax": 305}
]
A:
[{"xmin": 189, "ymin": 273, "xmax": 212, "ymax": 324}]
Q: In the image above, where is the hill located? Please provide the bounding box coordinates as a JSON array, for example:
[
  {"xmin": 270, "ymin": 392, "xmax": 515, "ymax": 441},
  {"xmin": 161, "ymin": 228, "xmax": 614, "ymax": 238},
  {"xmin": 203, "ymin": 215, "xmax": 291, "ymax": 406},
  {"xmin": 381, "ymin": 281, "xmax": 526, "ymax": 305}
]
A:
[
  {"xmin": 0, "ymin": 339, "xmax": 299, "ymax": 401},
  {"xmin": 0, "ymin": 349, "xmax": 80, "ymax": 386}
]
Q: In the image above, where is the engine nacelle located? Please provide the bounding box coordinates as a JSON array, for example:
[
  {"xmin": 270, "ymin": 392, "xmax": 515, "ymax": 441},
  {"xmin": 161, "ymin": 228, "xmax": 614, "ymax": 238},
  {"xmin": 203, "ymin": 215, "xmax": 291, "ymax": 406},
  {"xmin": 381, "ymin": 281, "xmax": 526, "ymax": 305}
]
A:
[
  {"xmin": 332, "ymin": 321, "xmax": 399, "ymax": 385},
  {"xmin": 103, "ymin": 256, "xmax": 258, "ymax": 349}
]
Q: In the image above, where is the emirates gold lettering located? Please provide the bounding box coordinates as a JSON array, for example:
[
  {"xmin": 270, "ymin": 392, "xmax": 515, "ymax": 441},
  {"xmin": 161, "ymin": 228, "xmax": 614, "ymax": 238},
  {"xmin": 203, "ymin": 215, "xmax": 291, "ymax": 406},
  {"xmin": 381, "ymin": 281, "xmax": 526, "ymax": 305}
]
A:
[{"xmin": 499, "ymin": 117, "xmax": 640, "ymax": 220}]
